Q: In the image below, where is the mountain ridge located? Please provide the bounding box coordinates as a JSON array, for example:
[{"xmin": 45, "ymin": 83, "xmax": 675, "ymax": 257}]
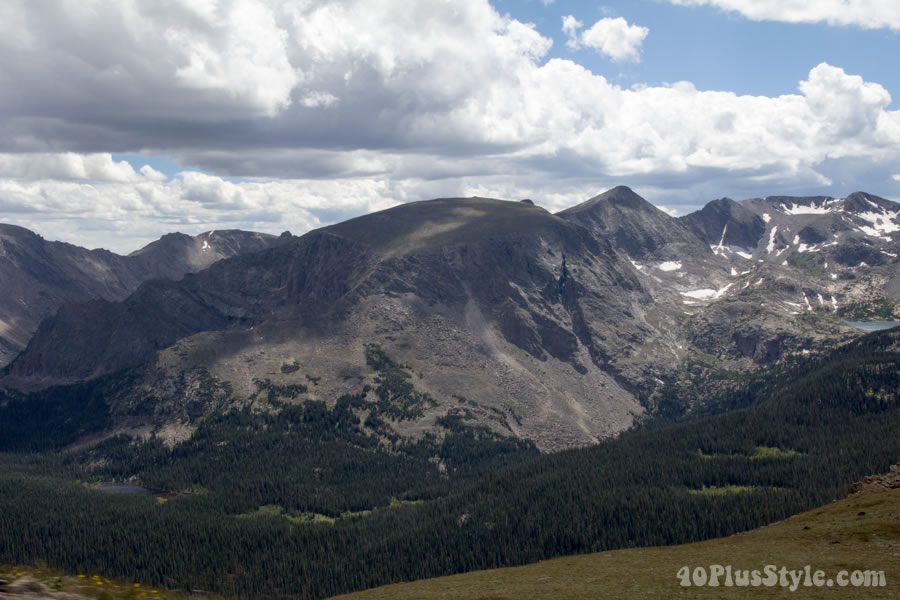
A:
[
  {"xmin": 558, "ymin": 185, "xmax": 713, "ymax": 262},
  {"xmin": 1, "ymin": 187, "xmax": 898, "ymax": 451},
  {"xmin": 0, "ymin": 225, "xmax": 290, "ymax": 367}
]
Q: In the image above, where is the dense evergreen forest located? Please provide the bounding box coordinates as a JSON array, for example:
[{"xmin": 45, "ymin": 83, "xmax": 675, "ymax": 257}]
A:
[{"xmin": 0, "ymin": 329, "xmax": 898, "ymax": 599}]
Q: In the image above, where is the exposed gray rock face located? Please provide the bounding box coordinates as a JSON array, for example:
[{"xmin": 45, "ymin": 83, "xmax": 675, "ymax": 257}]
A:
[
  {"xmin": 679, "ymin": 197, "xmax": 767, "ymax": 253},
  {"xmin": 667, "ymin": 190, "xmax": 900, "ymax": 366},
  {"xmin": 0, "ymin": 225, "xmax": 288, "ymax": 367},
  {"xmin": 2, "ymin": 188, "xmax": 898, "ymax": 451},
  {"xmin": 559, "ymin": 186, "xmax": 711, "ymax": 261},
  {"xmin": 3, "ymin": 230, "xmax": 360, "ymax": 383},
  {"xmin": 736, "ymin": 192, "xmax": 899, "ymax": 268},
  {"xmin": 5, "ymin": 198, "xmax": 654, "ymax": 449}
]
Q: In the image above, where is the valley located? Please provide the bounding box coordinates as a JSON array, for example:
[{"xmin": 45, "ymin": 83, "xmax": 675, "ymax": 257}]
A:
[
  {"xmin": 3, "ymin": 3, "xmax": 899, "ymax": 599},
  {"xmin": 0, "ymin": 325, "xmax": 898, "ymax": 599},
  {"xmin": 0, "ymin": 188, "xmax": 898, "ymax": 599},
  {"xmin": 331, "ymin": 465, "xmax": 900, "ymax": 600}
]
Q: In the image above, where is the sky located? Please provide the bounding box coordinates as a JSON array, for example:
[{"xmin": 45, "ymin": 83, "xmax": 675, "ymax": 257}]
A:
[{"xmin": 0, "ymin": 0, "xmax": 898, "ymax": 253}]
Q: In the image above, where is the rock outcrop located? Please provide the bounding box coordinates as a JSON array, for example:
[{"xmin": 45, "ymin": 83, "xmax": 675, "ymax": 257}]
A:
[{"xmin": 848, "ymin": 464, "xmax": 900, "ymax": 495}]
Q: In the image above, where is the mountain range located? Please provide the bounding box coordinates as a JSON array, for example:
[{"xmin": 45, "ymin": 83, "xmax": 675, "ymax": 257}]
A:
[
  {"xmin": 0, "ymin": 226, "xmax": 291, "ymax": 367},
  {"xmin": 1, "ymin": 187, "xmax": 898, "ymax": 451}
]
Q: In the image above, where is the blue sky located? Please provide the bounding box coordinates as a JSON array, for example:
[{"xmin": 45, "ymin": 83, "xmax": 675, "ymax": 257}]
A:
[
  {"xmin": 0, "ymin": 0, "xmax": 898, "ymax": 252},
  {"xmin": 495, "ymin": 1, "xmax": 898, "ymax": 100}
]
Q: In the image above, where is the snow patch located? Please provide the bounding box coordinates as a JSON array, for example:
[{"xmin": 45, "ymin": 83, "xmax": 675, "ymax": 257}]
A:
[
  {"xmin": 734, "ymin": 250, "xmax": 753, "ymax": 260},
  {"xmin": 766, "ymin": 226, "xmax": 779, "ymax": 254},
  {"xmin": 681, "ymin": 289, "xmax": 717, "ymax": 300},
  {"xmin": 817, "ymin": 293, "xmax": 824, "ymax": 306},
  {"xmin": 730, "ymin": 267, "xmax": 738, "ymax": 276},
  {"xmin": 629, "ymin": 259, "xmax": 644, "ymax": 271},
  {"xmin": 762, "ymin": 213, "xmax": 771, "ymax": 223},
  {"xmin": 657, "ymin": 261, "xmax": 682, "ymax": 271},
  {"xmin": 680, "ymin": 283, "xmax": 733, "ymax": 301},
  {"xmin": 780, "ymin": 199, "xmax": 840, "ymax": 215},
  {"xmin": 831, "ymin": 295, "xmax": 839, "ymax": 310},
  {"xmin": 714, "ymin": 224, "xmax": 728, "ymax": 255},
  {"xmin": 803, "ymin": 295, "xmax": 812, "ymax": 311},
  {"xmin": 855, "ymin": 207, "xmax": 900, "ymax": 239},
  {"xmin": 201, "ymin": 240, "xmax": 210, "ymax": 251},
  {"xmin": 830, "ymin": 273, "xmax": 837, "ymax": 280}
]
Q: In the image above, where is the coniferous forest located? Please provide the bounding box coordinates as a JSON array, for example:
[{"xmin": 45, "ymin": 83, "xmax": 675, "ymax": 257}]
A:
[{"xmin": 0, "ymin": 329, "xmax": 898, "ymax": 599}]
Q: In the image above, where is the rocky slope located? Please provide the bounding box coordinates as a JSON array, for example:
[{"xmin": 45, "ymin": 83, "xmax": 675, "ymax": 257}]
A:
[
  {"xmin": 1, "ymin": 188, "xmax": 897, "ymax": 451},
  {"xmin": 0, "ymin": 577, "xmax": 86, "ymax": 600},
  {"xmin": 0, "ymin": 225, "xmax": 289, "ymax": 367},
  {"xmin": 558, "ymin": 186, "xmax": 709, "ymax": 260},
  {"xmin": 673, "ymin": 191, "xmax": 900, "ymax": 366},
  {"xmin": 4, "ymin": 198, "xmax": 659, "ymax": 449}
]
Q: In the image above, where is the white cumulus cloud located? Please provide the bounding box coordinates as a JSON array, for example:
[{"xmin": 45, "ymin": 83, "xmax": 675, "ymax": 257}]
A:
[
  {"xmin": 0, "ymin": 1, "xmax": 898, "ymax": 248},
  {"xmin": 667, "ymin": 0, "xmax": 900, "ymax": 30},
  {"xmin": 0, "ymin": 153, "xmax": 161, "ymax": 182},
  {"xmin": 0, "ymin": 170, "xmax": 412, "ymax": 252},
  {"xmin": 563, "ymin": 16, "xmax": 649, "ymax": 62},
  {"xmin": 562, "ymin": 15, "xmax": 584, "ymax": 48}
]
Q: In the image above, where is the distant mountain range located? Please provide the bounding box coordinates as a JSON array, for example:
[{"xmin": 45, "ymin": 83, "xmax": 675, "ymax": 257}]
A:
[
  {"xmin": 1, "ymin": 187, "xmax": 897, "ymax": 451},
  {"xmin": 0, "ymin": 226, "xmax": 292, "ymax": 367}
]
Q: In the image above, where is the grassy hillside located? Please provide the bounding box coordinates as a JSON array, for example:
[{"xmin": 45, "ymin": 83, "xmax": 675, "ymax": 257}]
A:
[{"xmin": 333, "ymin": 471, "xmax": 900, "ymax": 599}]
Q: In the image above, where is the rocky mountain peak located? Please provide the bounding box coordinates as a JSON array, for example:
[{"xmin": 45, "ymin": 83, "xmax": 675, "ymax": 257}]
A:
[
  {"xmin": 843, "ymin": 191, "xmax": 899, "ymax": 214},
  {"xmin": 561, "ymin": 185, "xmax": 653, "ymax": 215},
  {"xmin": 679, "ymin": 196, "xmax": 766, "ymax": 253},
  {"xmin": 558, "ymin": 186, "xmax": 712, "ymax": 263}
]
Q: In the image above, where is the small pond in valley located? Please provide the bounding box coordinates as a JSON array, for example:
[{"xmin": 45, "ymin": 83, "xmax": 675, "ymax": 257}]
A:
[{"xmin": 842, "ymin": 321, "xmax": 900, "ymax": 332}]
